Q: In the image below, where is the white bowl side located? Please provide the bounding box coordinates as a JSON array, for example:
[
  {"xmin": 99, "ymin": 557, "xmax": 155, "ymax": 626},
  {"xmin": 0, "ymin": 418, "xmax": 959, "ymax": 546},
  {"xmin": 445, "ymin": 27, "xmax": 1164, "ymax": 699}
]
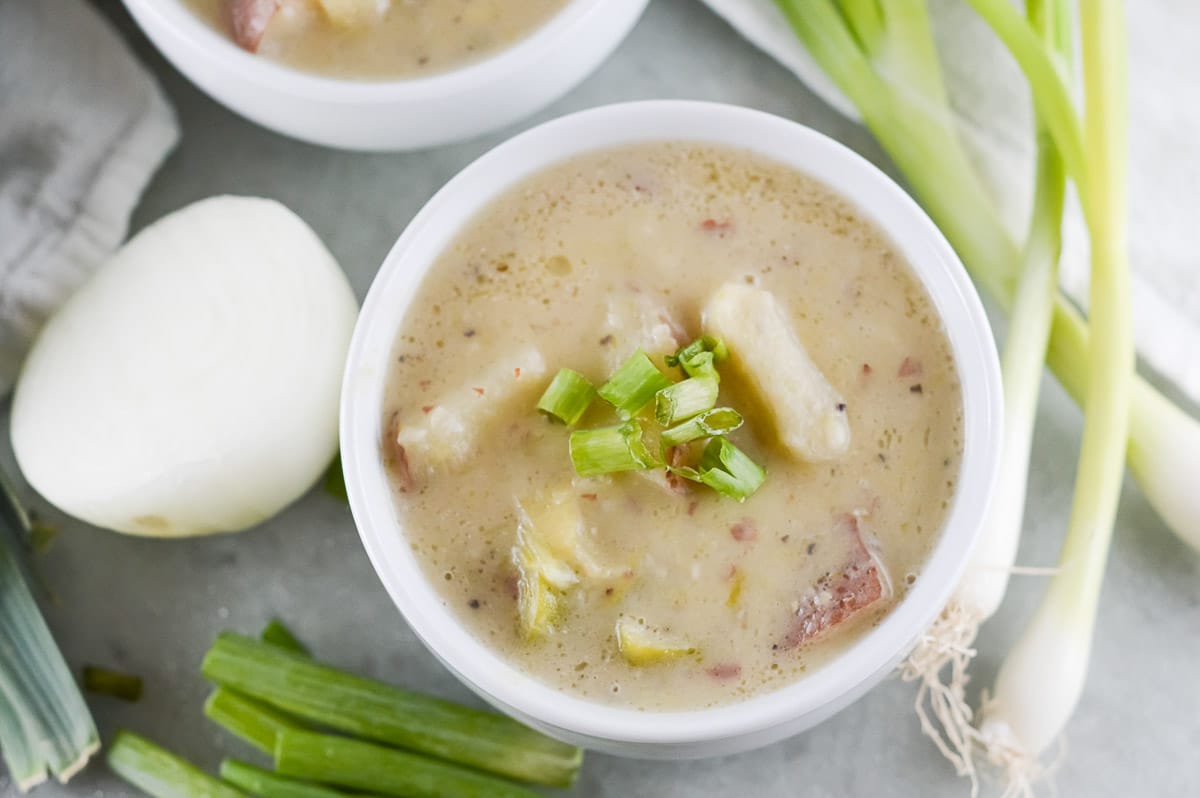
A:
[
  {"xmin": 120, "ymin": 0, "xmax": 649, "ymax": 151},
  {"xmin": 341, "ymin": 101, "xmax": 1003, "ymax": 757}
]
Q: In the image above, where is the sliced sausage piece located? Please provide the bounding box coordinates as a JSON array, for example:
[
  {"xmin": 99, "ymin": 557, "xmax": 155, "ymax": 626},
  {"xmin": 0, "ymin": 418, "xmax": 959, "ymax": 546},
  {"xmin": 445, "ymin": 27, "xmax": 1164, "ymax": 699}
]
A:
[
  {"xmin": 226, "ymin": 0, "xmax": 281, "ymax": 52},
  {"xmin": 780, "ymin": 514, "xmax": 886, "ymax": 649}
]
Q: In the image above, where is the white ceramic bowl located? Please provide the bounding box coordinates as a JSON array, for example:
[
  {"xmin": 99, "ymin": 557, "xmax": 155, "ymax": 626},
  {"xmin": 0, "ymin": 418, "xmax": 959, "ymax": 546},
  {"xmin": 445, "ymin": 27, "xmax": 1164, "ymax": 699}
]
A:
[
  {"xmin": 341, "ymin": 101, "xmax": 1003, "ymax": 758},
  {"xmin": 120, "ymin": 0, "xmax": 648, "ymax": 151}
]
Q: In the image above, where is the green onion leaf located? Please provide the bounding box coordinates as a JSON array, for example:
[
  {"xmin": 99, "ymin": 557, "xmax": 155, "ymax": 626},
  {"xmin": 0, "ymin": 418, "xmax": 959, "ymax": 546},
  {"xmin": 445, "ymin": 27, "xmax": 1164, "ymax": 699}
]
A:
[
  {"xmin": 536, "ymin": 369, "xmax": 596, "ymax": 425},
  {"xmin": 655, "ymin": 376, "xmax": 720, "ymax": 426},
  {"xmin": 261, "ymin": 619, "xmax": 310, "ymax": 657},
  {"xmin": 669, "ymin": 437, "xmax": 765, "ymax": 501},
  {"xmin": 666, "ymin": 336, "xmax": 728, "ymax": 378},
  {"xmin": 106, "ymin": 731, "xmax": 247, "ymax": 798},
  {"xmin": 660, "ymin": 408, "xmax": 745, "ymax": 447},
  {"xmin": 82, "ymin": 666, "xmax": 143, "ymax": 702},
  {"xmin": 205, "ymin": 687, "xmax": 305, "ymax": 755},
  {"xmin": 220, "ymin": 759, "xmax": 355, "ymax": 798},
  {"xmin": 597, "ymin": 350, "xmax": 672, "ymax": 417},
  {"xmin": 569, "ymin": 420, "xmax": 660, "ymax": 477}
]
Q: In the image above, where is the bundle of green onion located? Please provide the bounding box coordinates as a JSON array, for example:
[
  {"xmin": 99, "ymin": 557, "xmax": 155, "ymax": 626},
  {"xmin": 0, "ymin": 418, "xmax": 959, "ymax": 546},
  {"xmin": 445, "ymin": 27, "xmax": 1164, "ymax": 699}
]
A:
[
  {"xmin": 105, "ymin": 622, "xmax": 583, "ymax": 798},
  {"xmin": 0, "ymin": 474, "xmax": 99, "ymax": 792},
  {"xmin": 772, "ymin": 0, "xmax": 1196, "ymax": 792},
  {"xmin": 537, "ymin": 337, "xmax": 765, "ymax": 501}
]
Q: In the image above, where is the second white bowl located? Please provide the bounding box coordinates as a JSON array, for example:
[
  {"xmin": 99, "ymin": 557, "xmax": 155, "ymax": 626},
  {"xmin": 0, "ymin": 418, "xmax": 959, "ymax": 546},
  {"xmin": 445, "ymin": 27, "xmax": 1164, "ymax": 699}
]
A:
[
  {"xmin": 121, "ymin": 0, "xmax": 649, "ymax": 151},
  {"xmin": 341, "ymin": 101, "xmax": 1003, "ymax": 758}
]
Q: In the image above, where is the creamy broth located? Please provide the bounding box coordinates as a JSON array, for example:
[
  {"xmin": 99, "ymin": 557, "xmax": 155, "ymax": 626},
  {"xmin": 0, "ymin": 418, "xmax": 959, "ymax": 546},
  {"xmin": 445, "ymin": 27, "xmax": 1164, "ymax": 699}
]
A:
[
  {"xmin": 383, "ymin": 143, "xmax": 963, "ymax": 710},
  {"xmin": 186, "ymin": 0, "xmax": 569, "ymax": 79}
]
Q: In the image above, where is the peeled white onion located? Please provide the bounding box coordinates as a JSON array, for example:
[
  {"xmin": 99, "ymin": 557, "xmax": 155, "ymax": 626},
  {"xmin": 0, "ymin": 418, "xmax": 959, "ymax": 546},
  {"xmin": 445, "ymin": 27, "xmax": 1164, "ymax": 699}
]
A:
[{"xmin": 11, "ymin": 196, "xmax": 358, "ymax": 537}]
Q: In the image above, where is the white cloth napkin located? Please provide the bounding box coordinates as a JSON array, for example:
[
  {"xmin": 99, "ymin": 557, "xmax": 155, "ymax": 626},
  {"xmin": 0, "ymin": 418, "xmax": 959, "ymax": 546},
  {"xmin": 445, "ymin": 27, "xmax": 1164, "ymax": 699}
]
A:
[
  {"xmin": 0, "ymin": 0, "xmax": 179, "ymax": 395},
  {"xmin": 699, "ymin": 0, "xmax": 1200, "ymax": 404}
]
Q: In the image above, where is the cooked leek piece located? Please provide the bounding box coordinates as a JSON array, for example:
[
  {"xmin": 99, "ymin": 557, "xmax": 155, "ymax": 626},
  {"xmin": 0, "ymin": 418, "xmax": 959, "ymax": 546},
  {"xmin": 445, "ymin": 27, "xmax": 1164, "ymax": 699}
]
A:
[
  {"xmin": 703, "ymin": 282, "xmax": 850, "ymax": 461},
  {"xmin": 602, "ymin": 292, "xmax": 682, "ymax": 371},
  {"xmin": 614, "ymin": 617, "xmax": 697, "ymax": 666},
  {"xmin": 512, "ymin": 525, "xmax": 576, "ymax": 639},
  {"xmin": 396, "ymin": 346, "xmax": 546, "ymax": 471},
  {"xmin": 516, "ymin": 490, "xmax": 616, "ymax": 580},
  {"xmin": 0, "ymin": 479, "xmax": 99, "ymax": 790}
]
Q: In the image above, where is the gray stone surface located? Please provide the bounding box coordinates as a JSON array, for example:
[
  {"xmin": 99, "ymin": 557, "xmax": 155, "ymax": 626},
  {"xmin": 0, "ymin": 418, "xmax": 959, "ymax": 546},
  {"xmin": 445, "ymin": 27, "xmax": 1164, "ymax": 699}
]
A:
[{"xmin": 7, "ymin": 1, "xmax": 1198, "ymax": 795}]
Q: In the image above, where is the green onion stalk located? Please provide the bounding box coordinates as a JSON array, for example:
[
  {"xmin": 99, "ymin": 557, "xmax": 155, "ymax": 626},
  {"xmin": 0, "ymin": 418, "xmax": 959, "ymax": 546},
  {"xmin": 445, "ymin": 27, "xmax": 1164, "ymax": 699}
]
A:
[
  {"xmin": 774, "ymin": 0, "xmax": 1185, "ymax": 790},
  {"xmin": 772, "ymin": 0, "xmax": 1200, "ymax": 553},
  {"xmin": 979, "ymin": 0, "xmax": 1134, "ymax": 787}
]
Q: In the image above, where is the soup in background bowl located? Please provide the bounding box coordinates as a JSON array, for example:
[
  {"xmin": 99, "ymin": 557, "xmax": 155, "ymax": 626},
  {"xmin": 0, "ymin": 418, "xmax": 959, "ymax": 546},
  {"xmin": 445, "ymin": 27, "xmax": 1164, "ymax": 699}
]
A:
[
  {"xmin": 120, "ymin": 0, "xmax": 647, "ymax": 150},
  {"xmin": 341, "ymin": 101, "xmax": 1003, "ymax": 758},
  {"xmin": 184, "ymin": 0, "xmax": 572, "ymax": 79}
]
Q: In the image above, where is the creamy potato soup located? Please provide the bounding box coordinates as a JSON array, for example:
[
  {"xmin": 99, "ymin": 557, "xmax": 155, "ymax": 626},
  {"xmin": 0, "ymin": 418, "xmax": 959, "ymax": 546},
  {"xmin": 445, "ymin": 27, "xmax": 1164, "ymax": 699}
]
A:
[
  {"xmin": 383, "ymin": 143, "xmax": 963, "ymax": 710},
  {"xmin": 187, "ymin": 0, "xmax": 569, "ymax": 78}
]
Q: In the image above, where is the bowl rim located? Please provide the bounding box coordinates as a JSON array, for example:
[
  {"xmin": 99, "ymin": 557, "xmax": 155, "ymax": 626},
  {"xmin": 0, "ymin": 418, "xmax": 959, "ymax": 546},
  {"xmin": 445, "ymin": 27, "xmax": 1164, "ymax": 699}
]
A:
[
  {"xmin": 341, "ymin": 100, "xmax": 1003, "ymax": 745},
  {"xmin": 120, "ymin": 0, "xmax": 614, "ymax": 101}
]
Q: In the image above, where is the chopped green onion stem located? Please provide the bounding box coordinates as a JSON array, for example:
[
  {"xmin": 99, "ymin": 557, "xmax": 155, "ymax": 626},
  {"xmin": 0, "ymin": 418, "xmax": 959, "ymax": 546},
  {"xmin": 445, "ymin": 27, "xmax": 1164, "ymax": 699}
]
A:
[
  {"xmin": 106, "ymin": 730, "xmax": 247, "ymax": 798},
  {"xmin": 205, "ymin": 687, "xmax": 304, "ymax": 755},
  {"xmin": 261, "ymin": 619, "xmax": 310, "ymax": 656},
  {"xmin": 569, "ymin": 420, "xmax": 659, "ymax": 477},
  {"xmin": 597, "ymin": 350, "xmax": 672, "ymax": 417},
  {"xmin": 82, "ymin": 665, "xmax": 143, "ymax": 702},
  {"xmin": 655, "ymin": 376, "xmax": 719, "ymax": 426},
  {"xmin": 220, "ymin": 759, "xmax": 363, "ymax": 798},
  {"xmin": 201, "ymin": 633, "xmax": 582, "ymax": 788},
  {"xmin": 671, "ymin": 437, "xmax": 765, "ymax": 501},
  {"xmin": 666, "ymin": 336, "xmax": 728, "ymax": 378},
  {"xmin": 274, "ymin": 729, "xmax": 541, "ymax": 798},
  {"xmin": 536, "ymin": 369, "xmax": 596, "ymax": 425},
  {"xmin": 660, "ymin": 408, "xmax": 745, "ymax": 447}
]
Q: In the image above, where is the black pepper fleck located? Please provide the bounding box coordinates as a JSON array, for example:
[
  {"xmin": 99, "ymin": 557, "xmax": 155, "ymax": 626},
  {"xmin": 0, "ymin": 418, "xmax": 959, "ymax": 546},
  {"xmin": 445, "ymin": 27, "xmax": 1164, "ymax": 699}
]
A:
[
  {"xmin": 464, "ymin": 328, "xmax": 476, "ymax": 338},
  {"xmin": 910, "ymin": 384, "xmax": 924, "ymax": 394},
  {"xmin": 599, "ymin": 334, "xmax": 614, "ymax": 346},
  {"xmin": 781, "ymin": 535, "xmax": 790, "ymax": 543},
  {"xmin": 836, "ymin": 402, "xmax": 846, "ymax": 412},
  {"xmin": 468, "ymin": 599, "xmax": 480, "ymax": 609},
  {"xmin": 878, "ymin": 453, "xmax": 887, "ymax": 463},
  {"xmin": 806, "ymin": 542, "xmax": 817, "ymax": 555}
]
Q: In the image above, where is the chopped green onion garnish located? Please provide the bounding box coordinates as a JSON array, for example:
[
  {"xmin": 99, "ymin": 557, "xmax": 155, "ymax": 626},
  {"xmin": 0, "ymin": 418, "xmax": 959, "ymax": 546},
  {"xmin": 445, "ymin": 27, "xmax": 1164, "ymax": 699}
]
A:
[
  {"xmin": 220, "ymin": 759, "xmax": 352, "ymax": 798},
  {"xmin": 106, "ymin": 731, "xmax": 247, "ymax": 798},
  {"xmin": 660, "ymin": 408, "xmax": 745, "ymax": 447},
  {"xmin": 536, "ymin": 369, "xmax": 596, "ymax": 425},
  {"xmin": 261, "ymin": 619, "xmax": 310, "ymax": 656},
  {"xmin": 597, "ymin": 350, "xmax": 672, "ymax": 417},
  {"xmin": 655, "ymin": 376, "xmax": 719, "ymax": 426},
  {"xmin": 205, "ymin": 687, "xmax": 304, "ymax": 755},
  {"xmin": 569, "ymin": 420, "xmax": 659, "ymax": 477},
  {"xmin": 670, "ymin": 437, "xmax": 765, "ymax": 502},
  {"xmin": 666, "ymin": 336, "xmax": 728, "ymax": 378},
  {"xmin": 82, "ymin": 666, "xmax": 143, "ymax": 702}
]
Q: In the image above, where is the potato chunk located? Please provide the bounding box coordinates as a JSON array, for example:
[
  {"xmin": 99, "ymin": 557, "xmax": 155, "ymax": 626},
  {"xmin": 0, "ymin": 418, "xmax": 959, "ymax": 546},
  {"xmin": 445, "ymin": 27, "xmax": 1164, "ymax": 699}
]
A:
[
  {"xmin": 702, "ymin": 282, "xmax": 850, "ymax": 461},
  {"xmin": 603, "ymin": 291, "xmax": 682, "ymax": 370},
  {"xmin": 395, "ymin": 346, "xmax": 546, "ymax": 472}
]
